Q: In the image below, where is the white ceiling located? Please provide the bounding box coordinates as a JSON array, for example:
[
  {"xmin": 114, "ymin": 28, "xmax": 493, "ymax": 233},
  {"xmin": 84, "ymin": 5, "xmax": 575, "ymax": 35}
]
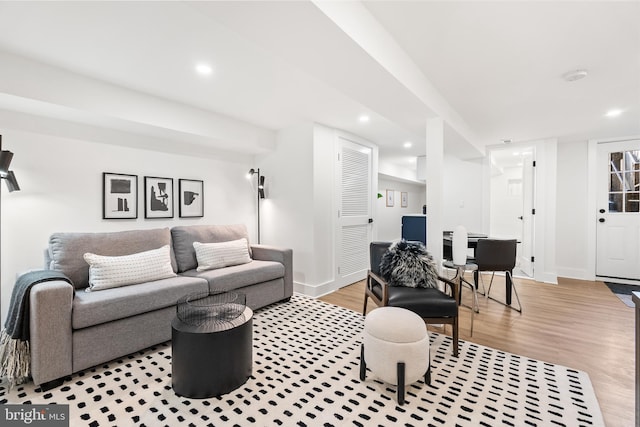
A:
[
  {"xmin": 364, "ymin": 1, "xmax": 640, "ymax": 147},
  {"xmin": 0, "ymin": 1, "xmax": 638, "ymax": 165}
]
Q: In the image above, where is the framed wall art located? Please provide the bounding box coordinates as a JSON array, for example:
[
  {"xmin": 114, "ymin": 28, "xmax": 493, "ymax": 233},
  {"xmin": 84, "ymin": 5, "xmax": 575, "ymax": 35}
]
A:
[
  {"xmin": 386, "ymin": 189, "xmax": 394, "ymax": 207},
  {"xmin": 144, "ymin": 176, "xmax": 174, "ymax": 219},
  {"xmin": 401, "ymin": 192, "xmax": 408, "ymax": 208},
  {"xmin": 179, "ymin": 179, "xmax": 204, "ymax": 218},
  {"xmin": 103, "ymin": 172, "xmax": 138, "ymax": 219}
]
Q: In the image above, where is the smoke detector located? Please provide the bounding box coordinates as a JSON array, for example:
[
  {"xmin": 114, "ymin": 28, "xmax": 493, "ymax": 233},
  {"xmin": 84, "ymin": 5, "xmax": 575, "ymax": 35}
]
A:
[{"xmin": 563, "ymin": 69, "xmax": 588, "ymax": 82}]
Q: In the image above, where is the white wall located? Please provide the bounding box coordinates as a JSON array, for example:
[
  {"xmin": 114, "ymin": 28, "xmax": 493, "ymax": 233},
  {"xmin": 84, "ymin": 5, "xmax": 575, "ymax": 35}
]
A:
[
  {"xmin": 1, "ymin": 129, "xmax": 255, "ymax": 324},
  {"xmin": 535, "ymin": 139, "xmax": 558, "ymax": 284},
  {"xmin": 556, "ymin": 140, "xmax": 590, "ymax": 279},
  {"xmin": 259, "ymin": 122, "xmax": 316, "ymax": 288},
  {"xmin": 312, "ymin": 124, "xmax": 338, "ymax": 287},
  {"xmin": 378, "ymin": 159, "xmax": 419, "ymax": 182},
  {"xmin": 376, "ymin": 177, "xmax": 425, "ymax": 241},
  {"xmin": 442, "ymin": 154, "xmax": 484, "ymax": 232},
  {"xmin": 259, "ymin": 122, "xmax": 339, "ymax": 294},
  {"xmin": 260, "ymin": 122, "xmax": 378, "ymax": 296}
]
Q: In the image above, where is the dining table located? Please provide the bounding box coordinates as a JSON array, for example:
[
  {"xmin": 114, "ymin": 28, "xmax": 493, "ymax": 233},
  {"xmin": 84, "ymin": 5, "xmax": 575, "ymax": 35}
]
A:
[{"xmin": 442, "ymin": 231, "xmax": 516, "ymax": 306}]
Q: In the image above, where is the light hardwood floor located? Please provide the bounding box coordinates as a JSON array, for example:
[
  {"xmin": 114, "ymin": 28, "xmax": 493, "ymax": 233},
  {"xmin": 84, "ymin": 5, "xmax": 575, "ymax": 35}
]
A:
[{"xmin": 319, "ymin": 275, "xmax": 634, "ymax": 427}]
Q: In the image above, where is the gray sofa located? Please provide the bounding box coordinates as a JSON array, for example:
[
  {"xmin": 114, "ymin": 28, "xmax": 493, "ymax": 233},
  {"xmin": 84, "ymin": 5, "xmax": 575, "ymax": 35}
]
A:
[{"xmin": 28, "ymin": 224, "xmax": 292, "ymax": 387}]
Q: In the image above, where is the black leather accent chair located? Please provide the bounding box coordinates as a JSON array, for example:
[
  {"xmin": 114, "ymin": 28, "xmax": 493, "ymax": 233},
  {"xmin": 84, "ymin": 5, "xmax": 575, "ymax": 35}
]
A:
[
  {"xmin": 363, "ymin": 241, "xmax": 460, "ymax": 357},
  {"xmin": 474, "ymin": 239, "xmax": 521, "ymax": 313}
]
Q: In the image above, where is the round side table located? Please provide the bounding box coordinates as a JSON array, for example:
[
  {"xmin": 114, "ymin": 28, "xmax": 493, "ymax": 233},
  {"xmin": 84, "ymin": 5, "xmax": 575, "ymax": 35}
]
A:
[{"xmin": 171, "ymin": 293, "xmax": 253, "ymax": 399}]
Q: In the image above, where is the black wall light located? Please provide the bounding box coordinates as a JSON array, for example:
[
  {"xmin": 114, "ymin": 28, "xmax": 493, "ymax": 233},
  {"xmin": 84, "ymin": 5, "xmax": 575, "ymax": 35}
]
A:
[
  {"xmin": 0, "ymin": 135, "xmax": 20, "ymax": 192},
  {"xmin": 247, "ymin": 168, "xmax": 265, "ymax": 243}
]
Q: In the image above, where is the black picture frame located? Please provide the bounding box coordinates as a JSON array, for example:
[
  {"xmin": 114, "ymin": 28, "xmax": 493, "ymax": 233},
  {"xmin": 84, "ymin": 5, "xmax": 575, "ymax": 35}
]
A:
[
  {"xmin": 144, "ymin": 176, "xmax": 174, "ymax": 219},
  {"xmin": 179, "ymin": 179, "xmax": 204, "ymax": 218},
  {"xmin": 103, "ymin": 172, "xmax": 138, "ymax": 219}
]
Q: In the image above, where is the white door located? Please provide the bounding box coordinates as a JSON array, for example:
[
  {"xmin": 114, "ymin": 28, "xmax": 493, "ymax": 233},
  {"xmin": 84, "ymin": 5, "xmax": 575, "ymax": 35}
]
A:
[
  {"xmin": 596, "ymin": 139, "xmax": 640, "ymax": 280},
  {"xmin": 489, "ymin": 146, "xmax": 535, "ymax": 278},
  {"xmin": 336, "ymin": 137, "xmax": 373, "ymax": 287},
  {"xmin": 519, "ymin": 151, "xmax": 535, "ymax": 277}
]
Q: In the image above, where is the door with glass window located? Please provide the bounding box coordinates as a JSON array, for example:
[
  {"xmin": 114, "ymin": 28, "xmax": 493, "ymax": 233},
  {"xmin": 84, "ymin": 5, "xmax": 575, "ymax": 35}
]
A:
[{"xmin": 596, "ymin": 140, "xmax": 640, "ymax": 280}]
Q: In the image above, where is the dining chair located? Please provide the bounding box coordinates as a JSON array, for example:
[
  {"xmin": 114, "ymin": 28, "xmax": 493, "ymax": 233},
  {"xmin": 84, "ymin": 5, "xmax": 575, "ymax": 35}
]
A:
[
  {"xmin": 474, "ymin": 238, "xmax": 522, "ymax": 313},
  {"xmin": 363, "ymin": 241, "xmax": 460, "ymax": 357},
  {"xmin": 442, "ymin": 225, "xmax": 480, "ymax": 335}
]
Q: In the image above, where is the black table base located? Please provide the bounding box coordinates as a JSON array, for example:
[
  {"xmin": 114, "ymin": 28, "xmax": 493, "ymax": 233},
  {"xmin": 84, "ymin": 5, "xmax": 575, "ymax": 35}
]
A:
[{"xmin": 171, "ymin": 315, "xmax": 252, "ymax": 399}]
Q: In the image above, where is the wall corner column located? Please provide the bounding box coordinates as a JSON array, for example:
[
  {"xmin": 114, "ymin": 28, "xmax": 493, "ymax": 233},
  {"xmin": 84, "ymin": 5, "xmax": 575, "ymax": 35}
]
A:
[{"xmin": 426, "ymin": 118, "xmax": 445, "ymax": 263}]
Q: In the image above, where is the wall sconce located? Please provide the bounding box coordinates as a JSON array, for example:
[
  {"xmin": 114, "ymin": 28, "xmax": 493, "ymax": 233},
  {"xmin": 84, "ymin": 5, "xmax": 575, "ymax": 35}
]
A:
[
  {"xmin": 0, "ymin": 135, "xmax": 20, "ymax": 192},
  {"xmin": 247, "ymin": 168, "xmax": 265, "ymax": 243},
  {"xmin": 247, "ymin": 168, "xmax": 265, "ymax": 199}
]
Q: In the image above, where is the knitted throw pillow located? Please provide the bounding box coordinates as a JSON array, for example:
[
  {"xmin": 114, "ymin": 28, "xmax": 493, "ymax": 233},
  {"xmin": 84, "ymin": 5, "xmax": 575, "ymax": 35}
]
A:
[
  {"xmin": 379, "ymin": 240, "xmax": 439, "ymax": 288},
  {"xmin": 193, "ymin": 238, "xmax": 252, "ymax": 272},
  {"xmin": 83, "ymin": 245, "xmax": 176, "ymax": 291}
]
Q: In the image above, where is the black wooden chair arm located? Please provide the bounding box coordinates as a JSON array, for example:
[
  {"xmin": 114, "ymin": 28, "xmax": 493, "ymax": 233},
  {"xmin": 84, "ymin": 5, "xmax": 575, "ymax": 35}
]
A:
[{"xmin": 437, "ymin": 275, "xmax": 459, "ymax": 300}]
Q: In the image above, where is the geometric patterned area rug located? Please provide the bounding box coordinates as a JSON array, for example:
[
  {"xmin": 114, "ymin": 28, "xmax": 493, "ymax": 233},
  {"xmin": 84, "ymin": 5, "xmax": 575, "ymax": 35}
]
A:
[{"xmin": 0, "ymin": 294, "xmax": 604, "ymax": 426}]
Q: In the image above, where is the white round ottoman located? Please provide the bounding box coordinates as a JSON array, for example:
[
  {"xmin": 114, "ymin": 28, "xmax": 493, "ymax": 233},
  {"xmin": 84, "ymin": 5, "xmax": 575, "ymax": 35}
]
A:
[{"xmin": 359, "ymin": 306, "xmax": 430, "ymax": 404}]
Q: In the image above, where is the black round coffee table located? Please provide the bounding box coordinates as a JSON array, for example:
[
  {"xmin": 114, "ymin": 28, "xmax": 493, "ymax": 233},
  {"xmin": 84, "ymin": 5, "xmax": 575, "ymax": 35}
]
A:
[{"xmin": 171, "ymin": 292, "xmax": 253, "ymax": 398}]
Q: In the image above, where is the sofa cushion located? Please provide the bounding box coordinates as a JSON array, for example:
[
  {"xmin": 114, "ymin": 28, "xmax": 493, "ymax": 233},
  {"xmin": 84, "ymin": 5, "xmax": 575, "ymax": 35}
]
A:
[
  {"xmin": 49, "ymin": 228, "xmax": 177, "ymax": 289},
  {"xmin": 72, "ymin": 275, "xmax": 208, "ymax": 329},
  {"xmin": 194, "ymin": 238, "xmax": 252, "ymax": 271},
  {"xmin": 181, "ymin": 260, "xmax": 284, "ymax": 292},
  {"xmin": 172, "ymin": 224, "xmax": 251, "ymax": 273},
  {"xmin": 84, "ymin": 245, "xmax": 176, "ymax": 291}
]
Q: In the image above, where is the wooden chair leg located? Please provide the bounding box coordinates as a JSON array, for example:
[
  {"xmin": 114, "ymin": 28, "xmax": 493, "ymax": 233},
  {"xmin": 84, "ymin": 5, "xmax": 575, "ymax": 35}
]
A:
[
  {"xmin": 452, "ymin": 317, "xmax": 459, "ymax": 357},
  {"xmin": 359, "ymin": 344, "xmax": 366, "ymax": 381},
  {"xmin": 425, "ymin": 364, "xmax": 431, "ymax": 385},
  {"xmin": 362, "ymin": 294, "xmax": 368, "ymax": 315}
]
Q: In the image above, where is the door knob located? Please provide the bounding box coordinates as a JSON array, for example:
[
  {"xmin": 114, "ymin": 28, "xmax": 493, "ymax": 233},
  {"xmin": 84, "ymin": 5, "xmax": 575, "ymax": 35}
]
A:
[{"xmin": 599, "ymin": 218, "xmax": 605, "ymax": 223}]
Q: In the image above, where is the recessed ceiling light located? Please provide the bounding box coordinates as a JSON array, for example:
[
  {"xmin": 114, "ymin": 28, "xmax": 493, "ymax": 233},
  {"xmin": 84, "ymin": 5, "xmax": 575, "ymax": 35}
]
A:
[
  {"xmin": 403, "ymin": 141, "xmax": 412, "ymax": 148},
  {"xmin": 195, "ymin": 64, "xmax": 213, "ymax": 75},
  {"xmin": 562, "ymin": 69, "xmax": 588, "ymax": 82},
  {"xmin": 605, "ymin": 109, "xmax": 623, "ymax": 117},
  {"xmin": 358, "ymin": 115, "xmax": 370, "ymax": 123},
  {"xmin": 501, "ymin": 139, "xmax": 512, "ymax": 144}
]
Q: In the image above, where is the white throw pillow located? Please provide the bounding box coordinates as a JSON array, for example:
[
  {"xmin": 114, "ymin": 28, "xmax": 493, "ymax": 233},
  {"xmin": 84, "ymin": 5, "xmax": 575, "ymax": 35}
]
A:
[
  {"xmin": 84, "ymin": 245, "xmax": 176, "ymax": 291},
  {"xmin": 193, "ymin": 238, "xmax": 252, "ymax": 272}
]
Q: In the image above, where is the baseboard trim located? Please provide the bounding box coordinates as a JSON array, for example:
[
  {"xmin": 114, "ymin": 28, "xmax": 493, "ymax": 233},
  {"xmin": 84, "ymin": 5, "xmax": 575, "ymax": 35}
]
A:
[
  {"xmin": 555, "ymin": 267, "xmax": 590, "ymax": 281},
  {"xmin": 293, "ymin": 280, "xmax": 341, "ymax": 298},
  {"xmin": 536, "ymin": 271, "xmax": 558, "ymax": 285}
]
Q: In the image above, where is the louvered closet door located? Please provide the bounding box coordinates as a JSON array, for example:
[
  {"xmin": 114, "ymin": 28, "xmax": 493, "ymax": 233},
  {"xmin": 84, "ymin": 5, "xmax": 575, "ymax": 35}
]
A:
[{"xmin": 336, "ymin": 137, "xmax": 373, "ymax": 287}]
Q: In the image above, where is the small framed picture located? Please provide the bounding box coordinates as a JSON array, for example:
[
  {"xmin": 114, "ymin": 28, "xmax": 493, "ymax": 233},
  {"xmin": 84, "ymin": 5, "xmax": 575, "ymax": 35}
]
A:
[
  {"xmin": 144, "ymin": 176, "xmax": 174, "ymax": 219},
  {"xmin": 179, "ymin": 179, "xmax": 204, "ymax": 218},
  {"xmin": 103, "ymin": 172, "xmax": 138, "ymax": 219},
  {"xmin": 386, "ymin": 189, "xmax": 394, "ymax": 207},
  {"xmin": 401, "ymin": 192, "xmax": 408, "ymax": 208}
]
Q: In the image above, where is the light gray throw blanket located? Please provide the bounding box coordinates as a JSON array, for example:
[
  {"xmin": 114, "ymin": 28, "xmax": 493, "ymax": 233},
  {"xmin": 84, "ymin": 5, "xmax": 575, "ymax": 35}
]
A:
[{"xmin": 0, "ymin": 270, "xmax": 73, "ymax": 386}]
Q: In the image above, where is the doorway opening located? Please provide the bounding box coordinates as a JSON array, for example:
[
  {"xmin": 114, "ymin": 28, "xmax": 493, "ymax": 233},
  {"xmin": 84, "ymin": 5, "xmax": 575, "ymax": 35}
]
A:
[{"xmin": 489, "ymin": 146, "xmax": 536, "ymax": 279}]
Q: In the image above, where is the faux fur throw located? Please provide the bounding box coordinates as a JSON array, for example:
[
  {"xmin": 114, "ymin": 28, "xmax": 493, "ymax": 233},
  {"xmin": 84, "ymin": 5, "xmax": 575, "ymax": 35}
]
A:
[
  {"xmin": 0, "ymin": 270, "xmax": 73, "ymax": 386},
  {"xmin": 379, "ymin": 240, "xmax": 439, "ymax": 288}
]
